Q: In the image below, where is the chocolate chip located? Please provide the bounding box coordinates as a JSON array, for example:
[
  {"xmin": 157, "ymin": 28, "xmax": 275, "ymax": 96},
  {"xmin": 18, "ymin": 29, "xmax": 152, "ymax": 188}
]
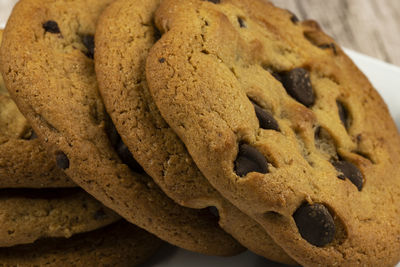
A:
[
  {"xmin": 56, "ymin": 151, "xmax": 69, "ymax": 170},
  {"xmin": 235, "ymin": 144, "xmax": 268, "ymax": 177},
  {"xmin": 280, "ymin": 68, "xmax": 315, "ymax": 107},
  {"xmin": 337, "ymin": 100, "xmax": 349, "ymax": 129},
  {"xmin": 159, "ymin": 58, "xmax": 166, "ymax": 63},
  {"xmin": 204, "ymin": 0, "xmax": 220, "ymax": 3},
  {"xmin": 319, "ymin": 43, "xmax": 338, "ymax": 55},
  {"xmin": 81, "ymin": 34, "xmax": 95, "ymax": 59},
  {"xmin": 251, "ymin": 101, "xmax": 280, "ymax": 131},
  {"xmin": 43, "ymin": 20, "xmax": 60, "ymax": 34},
  {"xmin": 238, "ymin": 17, "xmax": 247, "ymax": 28},
  {"xmin": 332, "ymin": 161, "xmax": 363, "ymax": 191},
  {"xmin": 293, "ymin": 203, "xmax": 335, "ymax": 247},
  {"xmin": 288, "ymin": 11, "xmax": 299, "ymax": 23},
  {"xmin": 208, "ymin": 206, "xmax": 220, "ymax": 219}
]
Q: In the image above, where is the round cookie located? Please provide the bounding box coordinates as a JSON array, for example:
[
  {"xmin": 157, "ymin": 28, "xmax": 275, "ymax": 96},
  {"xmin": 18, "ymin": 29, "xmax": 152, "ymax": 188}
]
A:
[
  {"xmin": 146, "ymin": 0, "xmax": 400, "ymax": 265},
  {"xmin": 0, "ymin": 220, "xmax": 162, "ymax": 267},
  {"xmin": 94, "ymin": 0, "xmax": 294, "ymax": 264},
  {"xmin": 0, "ymin": 29, "xmax": 74, "ymax": 188},
  {"xmin": 0, "ymin": 0, "xmax": 243, "ymax": 255},
  {"xmin": 0, "ymin": 188, "xmax": 120, "ymax": 247}
]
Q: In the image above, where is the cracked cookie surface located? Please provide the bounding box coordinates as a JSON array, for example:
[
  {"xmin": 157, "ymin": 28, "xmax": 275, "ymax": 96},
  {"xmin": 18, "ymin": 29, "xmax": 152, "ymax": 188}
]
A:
[
  {"xmin": 146, "ymin": 0, "xmax": 400, "ymax": 265},
  {"xmin": 95, "ymin": 0, "xmax": 295, "ymax": 264},
  {"xmin": 0, "ymin": 0, "xmax": 243, "ymax": 255}
]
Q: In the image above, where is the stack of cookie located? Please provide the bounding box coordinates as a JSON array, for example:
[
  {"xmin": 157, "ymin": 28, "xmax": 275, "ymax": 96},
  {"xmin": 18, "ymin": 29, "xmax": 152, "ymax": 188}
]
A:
[
  {"xmin": 0, "ymin": 30, "xmax": 163, "ymax": 266},
  {"xmin": 1, "ymin": 0, "xmax": 400, "ymax": 266}
]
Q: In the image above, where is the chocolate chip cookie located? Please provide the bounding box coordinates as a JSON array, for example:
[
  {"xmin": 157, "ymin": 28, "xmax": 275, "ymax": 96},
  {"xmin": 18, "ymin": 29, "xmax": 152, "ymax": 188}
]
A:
[
  {"xmin": 0, "ymin": 220, "xmax": 162, "ymax": 267},
  {"xmin": 0, "ymin": 188, "xmax": 119, "ymax": 247},
  {"xmin": 146, "ymin": 0, "xmax": 400, "ymax": 265},
  {"xmin": 0, "ymin": 29, "xmax": 74, "ymax": 188},
  {"xmin": 94, "ymin": 0, "xmax": 294, "ymax": 264},
  {"xmin": 0, "ymin": 0, "xmax": 242, "ymax": 255}
]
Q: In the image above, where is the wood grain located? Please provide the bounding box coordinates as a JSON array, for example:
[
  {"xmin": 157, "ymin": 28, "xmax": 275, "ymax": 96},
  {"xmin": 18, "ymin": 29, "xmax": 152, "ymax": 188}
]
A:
[{"xmin": 270, "ymin": 0, "xmax": 400, "ymax": 66}]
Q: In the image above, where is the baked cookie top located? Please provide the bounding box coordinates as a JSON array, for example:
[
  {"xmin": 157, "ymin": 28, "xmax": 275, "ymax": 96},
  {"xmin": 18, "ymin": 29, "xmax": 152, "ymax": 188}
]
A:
[
  {"xmin": 0, "ymin": 0, "xmax": 242, "ymax": 255},
  {"xmin": 94, "ymin": 0, "xmax": 294, "ymax": 264},
  {"xmin": 146, "ymin": 0, "xmax": 400, "ymax": 265},
  {"xmin": 0, "ymin": 220, "xmax": 162, "ymax": 267},
  {"xmin": 0, "ymin": 188, "xmax": 119, "ymax": 247}
]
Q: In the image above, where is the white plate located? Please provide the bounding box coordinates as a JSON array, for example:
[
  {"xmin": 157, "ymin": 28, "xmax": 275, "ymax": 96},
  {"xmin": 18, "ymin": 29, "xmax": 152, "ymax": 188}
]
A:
[{"xmin": 1, "ymin": 8, "xmax": 400, "ymax": 267}]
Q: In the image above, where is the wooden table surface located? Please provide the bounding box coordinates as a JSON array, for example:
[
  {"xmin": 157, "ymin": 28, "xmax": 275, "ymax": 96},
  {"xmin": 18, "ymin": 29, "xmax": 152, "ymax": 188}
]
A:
[
  {"xmin": 1, "ymin": 0, "xmax": 400, "ymax": 65},
  {"xmin": 270, "ymin": 0, "xmax": 400, "ymax": 66}
]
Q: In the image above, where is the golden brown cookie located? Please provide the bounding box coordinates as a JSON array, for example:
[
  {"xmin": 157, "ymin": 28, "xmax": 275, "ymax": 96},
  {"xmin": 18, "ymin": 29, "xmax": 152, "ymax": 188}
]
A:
[
  {"xmin": 0, "ymin": 29, "xmax": 73, "ymax": 188},
  {"xmin": 0, "ymin": 220, "xmax": 162, "ymax": 267},
  {"xmin": 146, "ymin": 0, "xmax": 400, "ymax": 265},
  {"xmin": 0, "ymin": 188, "xmax": 119, "ymax": 247},
  {"xmin": 94, "ymin": 0, "xmax": 294, "ymax": 264},
  {"xmin": 0, "ymin": 0, "xmax": 243, "ymax": 255}
]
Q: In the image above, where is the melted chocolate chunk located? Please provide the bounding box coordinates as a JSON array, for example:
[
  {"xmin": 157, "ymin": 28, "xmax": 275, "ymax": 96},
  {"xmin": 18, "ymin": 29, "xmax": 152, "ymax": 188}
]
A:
[
  {"xmin": 204, "ymin": 0, "xmax": 220, "ymax": 3},
  {"xmin": 251, "ymin": 101, "xmax": 280, "ymax": 131},
  {"xmin": 235, "ymin": 144, "xmax": 268, "ymax": 177},
  {"xmin": 43, "ymin": 20, "xmax": 60, "ymax": 34},
  {"xmin": 337, "ymin": 100, "xmax": 349, "ymax": 129},
  {"xmin": 56, "ymin": 151, "xmax": 69, "ymax": 170},
  {"xmin": 81, "ymin": 34, "xmax": 95, "ymax": 59},
  {"xmin": 332, "ymin": 160, "xmax": 363, "ymax": 191},
  {"xmin": 293, "ymin": 203, "xmax": 335, "ymax": 247},
  {"xmin": 280, "ymin": 68, "xmax": 315, "ymax": 107},
  {"xmin": 288, "ymin": 11, "xmax": 299, "ymax": 23},
  {"xmin": 238, "ymin": 17, "xmax": 247, "ymax": 28}
]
